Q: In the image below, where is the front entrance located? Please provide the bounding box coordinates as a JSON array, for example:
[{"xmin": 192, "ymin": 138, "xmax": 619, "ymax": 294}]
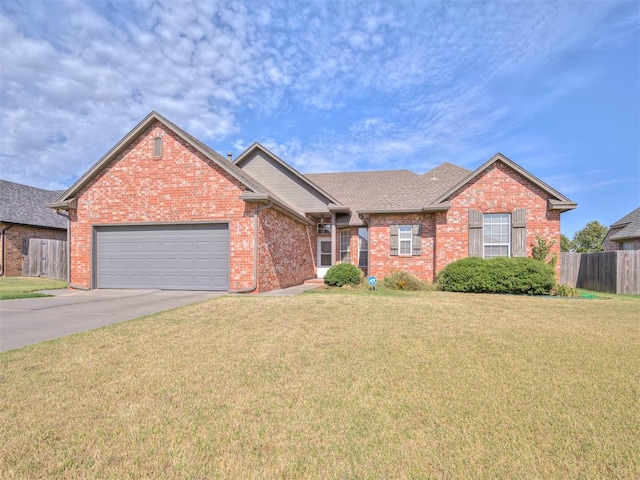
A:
[{"xmin": 317, "ymin": 238, "xmax": 332, "ymax": 278}]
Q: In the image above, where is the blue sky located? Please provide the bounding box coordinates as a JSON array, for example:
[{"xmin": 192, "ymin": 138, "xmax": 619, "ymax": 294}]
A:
[{"xmin": 1, "ymin": 0, "xmax": 638, "ymax": 237}]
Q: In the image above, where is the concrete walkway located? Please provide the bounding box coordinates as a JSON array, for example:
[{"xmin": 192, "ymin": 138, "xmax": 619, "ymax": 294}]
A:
[{"xmin": 258, "ymin": 282, "xmax": 324, "ymax": 296}]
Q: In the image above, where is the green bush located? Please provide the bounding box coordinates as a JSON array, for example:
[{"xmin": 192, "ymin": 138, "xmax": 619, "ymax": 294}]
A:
[
  {"xmin": 324, "ymin": 263, "xmax": 363, "ymax": 287},
  {"xmin": 551, "ymin": 283, "xmax": 579, "ymax": 297},
  {"xmin": 437, "ymin": 257, "xmax": 555, "ymax": 295},
  {"xmin": 382, "ymin": 271, "xmax": 426, "ymax": 291}
]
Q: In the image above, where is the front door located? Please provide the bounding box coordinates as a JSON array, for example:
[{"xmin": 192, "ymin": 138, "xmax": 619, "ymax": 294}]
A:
[{"xmin": 317, "ymin": 238, "xmax": 332, "ymax": 278}]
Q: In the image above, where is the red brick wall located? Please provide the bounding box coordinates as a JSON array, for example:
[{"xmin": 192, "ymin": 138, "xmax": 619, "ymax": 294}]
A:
[
  {"xmin": 258, "ymin": 208, "xmax": 316, "ymax": 292},
  {"xmin": 69, "ymin": 121, "xmax": 255, "ymax": 289},
  {"xmin": 368, "ymin": 213, "xmax": 435, "ymax": 282},
  {"xmin": 365, "ymin": 161, "xmax": 563, "ymax": 283},
  {"xmin": 434, "ymin": 161, "xmax": 561, "ymax": 276},
  {"xmin": 1, "ymin": 225, "xmax": 66, "ymax": 277}
]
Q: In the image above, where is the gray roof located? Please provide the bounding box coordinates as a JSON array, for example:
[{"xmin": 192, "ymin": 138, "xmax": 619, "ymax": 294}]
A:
[
  {"xmin": 608, "ymin": 206, "xmax": 640, "ymax": 241},
  {"xmin": 305, "ymin": 163, "xmax": 471, "ymax": 219},
  {"xmin": 305, "ymin": 169, "xmax": 420, "ymax": 222},
  {"xmin": 0, "ymin": 179, "xmax": 67, "ymax": 229}
]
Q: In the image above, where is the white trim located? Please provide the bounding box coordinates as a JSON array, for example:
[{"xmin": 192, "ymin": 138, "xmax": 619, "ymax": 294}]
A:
[
  {"xmin": 398, "ymin": 225, "xmax": 412, "ymax": 256},
  {"xmin": 483, "ymin": 213, "xmax": 511, "ymax": 258},
  {"xmin": 317, "ymin": 238, "xmax": 332, "ymax": 278}
]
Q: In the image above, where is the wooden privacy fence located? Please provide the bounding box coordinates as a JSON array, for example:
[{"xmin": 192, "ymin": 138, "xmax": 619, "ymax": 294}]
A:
[
  {"xmin": 22, "ymin": 238, "xmax": 68, "ymax": 280},
  {"xmin": 561, "ymin": 251, "xmax": 640, "ymax": 294}
]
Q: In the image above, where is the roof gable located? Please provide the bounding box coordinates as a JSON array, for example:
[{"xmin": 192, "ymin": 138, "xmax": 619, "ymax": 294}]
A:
[
  {"xmin": 54, "ymin": 111, "xmax": 270, "ymax": 207},
  {"xmin": 234, "ymin": 143, "xmax": 343, "ymax": 212},
  {"xmin": 0, "ymin": 179, "xmax": 67, "ymax": 229},
  {"xmin": 432, "ymin": 153, "xmax": 577, "ymax": 211}
]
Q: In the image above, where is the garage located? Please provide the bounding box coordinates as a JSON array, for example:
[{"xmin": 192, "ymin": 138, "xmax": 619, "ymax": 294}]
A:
[{"xmin": 95, "ymin": 224, "xmax": 229, "ymax": 290}]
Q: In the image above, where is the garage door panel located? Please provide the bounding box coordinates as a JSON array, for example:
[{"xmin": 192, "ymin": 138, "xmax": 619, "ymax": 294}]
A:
[{"xmin": 96, "ymin": 224, "xmax": 229, "ymax": 290}]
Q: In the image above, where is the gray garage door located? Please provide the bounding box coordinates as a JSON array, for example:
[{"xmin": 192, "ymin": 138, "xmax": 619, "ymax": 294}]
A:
[{"xmin": 95, "ymin": 224, "xmax": 229, "ymax": 290}]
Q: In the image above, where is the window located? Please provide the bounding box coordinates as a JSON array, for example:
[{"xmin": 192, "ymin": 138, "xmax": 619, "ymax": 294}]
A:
[
  {"xmin": 317, "ymin": 223, "xmax": 332, "ymax": 235},
  {"xmin": 153, "ymin": 137, "xmax": 162, "ymax": 158},
  {"xmin": 340, "ymin": 229, "xmax": 350, "ymax": 263},
  {"xmin": 483, "ymin": 213, "xmax": 510, "ymax": 258},
  {"xmin": 621, "ymin": 241, "xmax": 635, "ymax": 251},
  {"xmin": 357, "ymin": 228, "xmax": 369, "ymax": 273},
  {"xmin": 390, "ymin": 224, "xmax": 421, "ymax": 256},
  {"xmin": 398, "ymin": 225, "xmax": 412, "ymax": 255}
]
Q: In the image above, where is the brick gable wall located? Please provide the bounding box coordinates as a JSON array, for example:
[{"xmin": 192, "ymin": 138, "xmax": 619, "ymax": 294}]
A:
[
  {"xmin": 69, "ymin": 121, "xmax": 255, "ymax": 290},
  {"xmin": 1, "ymin": 225, "xmax": 66, "ymax": 277},
  {"xmin": 434, "ymin": 161, "xmax": 561, "ymax": 276}
]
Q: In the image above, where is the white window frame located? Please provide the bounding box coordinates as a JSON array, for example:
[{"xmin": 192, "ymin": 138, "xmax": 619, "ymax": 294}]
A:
[
  {"xmin": 483, "ymin": 213, "xmax": 511, "ymax": 258},
  {"xmin": 398, "ymin": 225, "xmax": 412, "ymax": 256},
  {"xmin": 340, "ymin": 229, "xmax": 350, "ymax": 263}
]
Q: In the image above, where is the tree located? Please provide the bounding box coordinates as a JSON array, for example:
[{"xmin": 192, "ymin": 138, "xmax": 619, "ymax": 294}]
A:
[
  {"xmin": 571, "ymin": 221, "xmax": 608, "ymax": 253},
  {"xmin": 560, "ymin": 234, "xmax": 572, "ymax": 252}
]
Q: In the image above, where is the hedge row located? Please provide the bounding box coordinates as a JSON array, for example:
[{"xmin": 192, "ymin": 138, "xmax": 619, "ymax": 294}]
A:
[{"xmin": 436, "ymin": 257, "xmax": 555, "ymax": 295}]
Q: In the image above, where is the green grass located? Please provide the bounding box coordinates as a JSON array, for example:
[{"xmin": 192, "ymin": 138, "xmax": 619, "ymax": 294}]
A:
[
  {"xmin": 1, "ymin": 291, "xmax": 638, "ymax": 478},
  {"xmin": 0, "ymin": 277, "xmax": 67, "ymax": 299}
]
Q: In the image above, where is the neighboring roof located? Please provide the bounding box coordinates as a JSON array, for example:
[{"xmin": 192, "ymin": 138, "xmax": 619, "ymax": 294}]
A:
[
  {"xmin": 305, "ymin": 169, "xmax": 420, "ymax": 222},
  {"xmin": 608, "ymin": 207, "xmax": 640, "ymax": 241},
  {"xmin": 432, "ymin": 153, "xmax": 577, "ymax": 212},
  {"xmin": 0, "ymin": 179, "xmax": 67, "ymax": 229}
]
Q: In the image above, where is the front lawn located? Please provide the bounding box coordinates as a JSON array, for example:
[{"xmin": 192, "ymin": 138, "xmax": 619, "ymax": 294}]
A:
[
  {"xmin": 0, "ymin": 277, "xmax": 67, "ymax": 300},
  {"xmin": 1, "ymin": 291, "xmax": 638, "ymax": 478}
]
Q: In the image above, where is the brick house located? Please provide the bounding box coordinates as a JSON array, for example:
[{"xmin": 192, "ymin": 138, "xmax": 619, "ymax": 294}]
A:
[
  {"xmin": 602, "ymin": 207, "xmax": 640, "ymax": 251},
  {"xmin": 1, "ymin": 180, "xmax": 67, "ymax": 277},
  {"xmin": 50, "ymin": 111, "xmax": 576, "ymax": 292}
]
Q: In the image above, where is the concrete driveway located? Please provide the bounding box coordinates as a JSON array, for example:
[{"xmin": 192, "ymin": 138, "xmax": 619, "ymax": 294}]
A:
[{"xmin": 0, "ymin": 289, "xmax": 225, "ymax": 353}]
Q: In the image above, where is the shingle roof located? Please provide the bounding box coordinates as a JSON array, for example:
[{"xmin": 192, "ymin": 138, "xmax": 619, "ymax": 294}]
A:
[
  {"xmin": 305, "ymin": 163, "xmax": 470, "ymax": 218},
  {"xmin": 365, "ymin": 162, "xmax": 471, "ymax": 211},
  {"xmin": 608, "ymin": 207, "xmax": 640, "ymax": 241},
  {"xmin": 0, "ymin": 179, "xmax": 67, "ymax": 229},
  {"xmin": 305, "ymin": 169, "xmax": 420, "ymax": 221}
]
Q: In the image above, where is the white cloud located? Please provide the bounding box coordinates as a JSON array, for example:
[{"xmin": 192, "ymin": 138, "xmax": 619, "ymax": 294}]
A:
[{"xmin": 0, "ymin": 0, "xmax": 635, "ymax": 194}]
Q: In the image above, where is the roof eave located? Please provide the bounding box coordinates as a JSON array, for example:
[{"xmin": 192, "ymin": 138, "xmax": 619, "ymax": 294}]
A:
[
  {"xmin": 47, "ymin": 197, "xmax": 78, "ymax": 211},
  {"xmin": 548, "ymin": 199, "xmax": 577, "ymax": 212},
  {"xmin": 239, "ymin": 193, "xmax": 313, "ymax": 225},
  {"xmin": 432, "ymin": 153, "xmax": 576, "ymax": 208}
]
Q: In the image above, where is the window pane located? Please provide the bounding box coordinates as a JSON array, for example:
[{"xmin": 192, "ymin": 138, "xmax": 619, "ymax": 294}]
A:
[
  {"xmin": 483, "ymin": 214, "xmax": 510, "ymax": 257},
  {"xmin": 398, "ymin": 225, "xmax": 412, "ymax": 255},
  {"xmin": 340, "ymin": 230, "xmax": 350, "ymax": 263}
]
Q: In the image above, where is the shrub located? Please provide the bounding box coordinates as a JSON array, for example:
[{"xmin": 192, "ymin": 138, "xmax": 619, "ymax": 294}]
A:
[
  {"xmin": 551, "ymin": 283, "xmax": 579, "ymax": 297},
  {"xmin": 324, "ymin": 263, "xmax": 363, "ymax": 287},
  {"xmin": 531, "ymin": 234, "xmax": 557, "ymax": 268},
  {"xmin": 437, "ymin": 257, "xmax": 555, "ymax": 295},
  {"xmin": 382, "ymin": 271, "xmax": 426, "ymax": 291}
]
